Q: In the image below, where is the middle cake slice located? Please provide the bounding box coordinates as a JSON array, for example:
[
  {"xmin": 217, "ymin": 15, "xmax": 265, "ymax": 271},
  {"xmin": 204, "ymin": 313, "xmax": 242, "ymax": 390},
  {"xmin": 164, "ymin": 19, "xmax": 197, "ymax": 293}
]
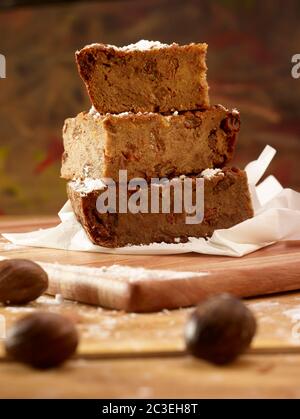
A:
[{"xmin": 61, "ymin": 105, "xmax": 240, "ymax": 182}]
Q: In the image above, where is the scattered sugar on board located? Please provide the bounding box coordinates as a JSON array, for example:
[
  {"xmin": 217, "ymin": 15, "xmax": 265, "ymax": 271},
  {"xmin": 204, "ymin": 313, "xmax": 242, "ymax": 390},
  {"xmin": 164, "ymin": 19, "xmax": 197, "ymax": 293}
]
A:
[
  {"xmin": 274, "ymin": 327, "xmax": 291, "ymax": 340},
  {"xmin": 55, "ymin": 294, "xmax": 64, "ymax": 304},
  {"xmin": 259, "ymin": 316, "xmax": 277, "ymax": 324},
  {"xmin": 283, "ymin": 307, "xmax": 300, "ymax": 323},
  {"xmin": 36, "ymin": 295, "xmax": 64, "ymax": 306},
  {"xmin": 82, "ymin": 324, "xmax": 112, "ymax": 339},
  {"xmin": 101, "ymin": 317, "xmax": 119, "ymax": 328},
  {"xmin": 249, "ymin": 301, "xmax": 280, "ymax": 311},
  {"xmin": 4, "ymin": 306, "xmax": 35, "ymax": 313},
  {"xmin": 79, "ymin": 312, "xmax": 142, "ymax": 339},
  {"xmin": 40, "ymin": 261, "xmax": 201, "ymax": 283}
]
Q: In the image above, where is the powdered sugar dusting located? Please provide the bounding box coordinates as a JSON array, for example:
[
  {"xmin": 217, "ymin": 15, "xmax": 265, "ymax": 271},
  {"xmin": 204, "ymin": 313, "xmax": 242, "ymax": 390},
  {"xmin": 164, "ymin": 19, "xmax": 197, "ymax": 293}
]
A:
[
  {"xmin": 107, "ymin": 111, "xmax": 156, "ymax": 118},
  {"xmin": 80, "ymin": 40, "xmax": 170, "ymax": 54},
  {"xmin": 89, "ymin": 106, "xmax": 101, "ymax": 119},
  {"xmin": 69, "ymin": 166, "xmax": 225, "ymax": 196},
  {"xmin": 83, "ymin": 164, "xmax": 91, "ymax": 177},
  {"xmin": 89, "ymin": 108, "xmax": 183, "ymax": 119},
  {"xmin": 70, "ymin": 178, "xmax": 106, "ymax": 194},
  {"xmin": 119, "ymin": 40, "xmax": 170, "ymax": 51},
  {"xmin": 110, "ymin": 111, "xmax": 130, "ymax": 117},
  {"xmin": 200, "ymin": 168, "xmax": 224, "ymax": 179}
]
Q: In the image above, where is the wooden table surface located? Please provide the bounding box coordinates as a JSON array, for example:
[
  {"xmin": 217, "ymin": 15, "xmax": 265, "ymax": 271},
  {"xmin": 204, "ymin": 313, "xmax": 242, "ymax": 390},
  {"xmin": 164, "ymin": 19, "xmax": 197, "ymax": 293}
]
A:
[{"xmin": 1, "ymin": 216, "xmax": 300, "ymax": 399}]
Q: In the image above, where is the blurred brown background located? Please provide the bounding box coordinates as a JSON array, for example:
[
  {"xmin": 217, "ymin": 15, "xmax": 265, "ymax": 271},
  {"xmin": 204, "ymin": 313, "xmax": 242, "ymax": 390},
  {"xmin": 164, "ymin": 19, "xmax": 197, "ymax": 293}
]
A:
[{"xmin": 0, "ymin": 0, "xmax": 299, "ymax": 215}]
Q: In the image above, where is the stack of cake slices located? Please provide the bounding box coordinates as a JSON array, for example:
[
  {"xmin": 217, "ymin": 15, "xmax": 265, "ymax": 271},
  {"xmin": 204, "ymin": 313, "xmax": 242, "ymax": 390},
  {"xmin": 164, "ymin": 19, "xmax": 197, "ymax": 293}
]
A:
[{"xmin": 61, "ymin": 40, "xmax": 253, "ymax": 248}]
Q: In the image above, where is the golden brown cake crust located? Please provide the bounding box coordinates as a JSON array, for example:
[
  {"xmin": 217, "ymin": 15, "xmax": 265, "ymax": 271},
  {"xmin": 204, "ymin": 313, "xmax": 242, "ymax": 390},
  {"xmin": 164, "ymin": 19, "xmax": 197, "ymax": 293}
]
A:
[
  {"xmin": 67, "ymin": 168, "xmax": 253, "ymax": 248},
  {"xmin": 61, "ymin": 105, "xmax": 240, "ymax": 182},
  {"xmin": 76, "ymin": 41, "xmax": 209, "ymax": 114}
]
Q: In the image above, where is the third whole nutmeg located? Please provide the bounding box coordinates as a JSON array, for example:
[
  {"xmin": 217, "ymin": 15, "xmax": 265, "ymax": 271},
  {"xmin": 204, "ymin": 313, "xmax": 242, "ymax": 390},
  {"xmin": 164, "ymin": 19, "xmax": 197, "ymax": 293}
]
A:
[{"xmin": 184, "ymin": 293, "xmax": 257, "ymax": 365}]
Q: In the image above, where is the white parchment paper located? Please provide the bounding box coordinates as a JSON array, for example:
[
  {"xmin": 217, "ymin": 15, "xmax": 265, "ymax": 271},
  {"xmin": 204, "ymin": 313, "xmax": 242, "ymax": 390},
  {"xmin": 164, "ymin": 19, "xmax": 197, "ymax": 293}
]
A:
[{"xmin": 3, "ymin": 146, "xmax": 300, "ymax": 257}]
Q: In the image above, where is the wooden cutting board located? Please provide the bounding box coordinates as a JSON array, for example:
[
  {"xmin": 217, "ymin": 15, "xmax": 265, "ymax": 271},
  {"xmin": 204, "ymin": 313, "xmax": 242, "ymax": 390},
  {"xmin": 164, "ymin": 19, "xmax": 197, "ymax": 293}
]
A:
[{"xmin": 1, "ymin": 217, "xmax": 300, "ymax": 312}]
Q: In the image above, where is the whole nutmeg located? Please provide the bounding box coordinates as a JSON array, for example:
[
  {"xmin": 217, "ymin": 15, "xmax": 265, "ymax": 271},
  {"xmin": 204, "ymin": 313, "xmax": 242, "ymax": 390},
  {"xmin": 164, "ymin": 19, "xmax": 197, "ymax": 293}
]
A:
[
  {"xmin": 185, "ymin": 294, "xmax": 257, "ymax": 365},
  {"xmin": 0, "ymin": 259, "xmax": 48, "ymax": 305},
  {"xmin": 5, "ymin": 312, "xmax": 79, "ymax": 369}
]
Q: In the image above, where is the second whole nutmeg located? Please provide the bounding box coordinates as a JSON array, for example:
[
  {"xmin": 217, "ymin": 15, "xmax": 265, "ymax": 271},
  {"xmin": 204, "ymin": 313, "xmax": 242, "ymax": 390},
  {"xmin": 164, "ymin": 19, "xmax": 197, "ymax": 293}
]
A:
[{"xmin": 0, "ymin": 258, "xmax": 48, "ymax": 305}]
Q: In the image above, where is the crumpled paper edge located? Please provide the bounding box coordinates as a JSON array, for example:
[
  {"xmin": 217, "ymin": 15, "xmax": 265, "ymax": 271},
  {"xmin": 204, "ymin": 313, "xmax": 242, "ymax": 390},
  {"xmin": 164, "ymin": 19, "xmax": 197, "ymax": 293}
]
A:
[{"xmin": 3, "ymin": 145, "xmax": 300, "ymax": 257}]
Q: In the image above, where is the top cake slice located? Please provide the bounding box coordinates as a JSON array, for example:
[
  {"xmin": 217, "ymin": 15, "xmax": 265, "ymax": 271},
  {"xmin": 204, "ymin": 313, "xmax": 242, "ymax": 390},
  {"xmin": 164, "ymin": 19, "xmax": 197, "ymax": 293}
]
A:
[{"xmin": 76, "ymin": 40, "xmax": 209, "ymax": 114}]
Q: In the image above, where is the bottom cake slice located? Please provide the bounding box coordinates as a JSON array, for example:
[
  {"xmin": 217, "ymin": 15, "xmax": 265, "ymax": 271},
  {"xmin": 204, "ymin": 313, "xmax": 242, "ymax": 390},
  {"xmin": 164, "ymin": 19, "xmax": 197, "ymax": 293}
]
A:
[{"xmin": 67, "ymin": 168, "xmax": 253, "ymax": 248}]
